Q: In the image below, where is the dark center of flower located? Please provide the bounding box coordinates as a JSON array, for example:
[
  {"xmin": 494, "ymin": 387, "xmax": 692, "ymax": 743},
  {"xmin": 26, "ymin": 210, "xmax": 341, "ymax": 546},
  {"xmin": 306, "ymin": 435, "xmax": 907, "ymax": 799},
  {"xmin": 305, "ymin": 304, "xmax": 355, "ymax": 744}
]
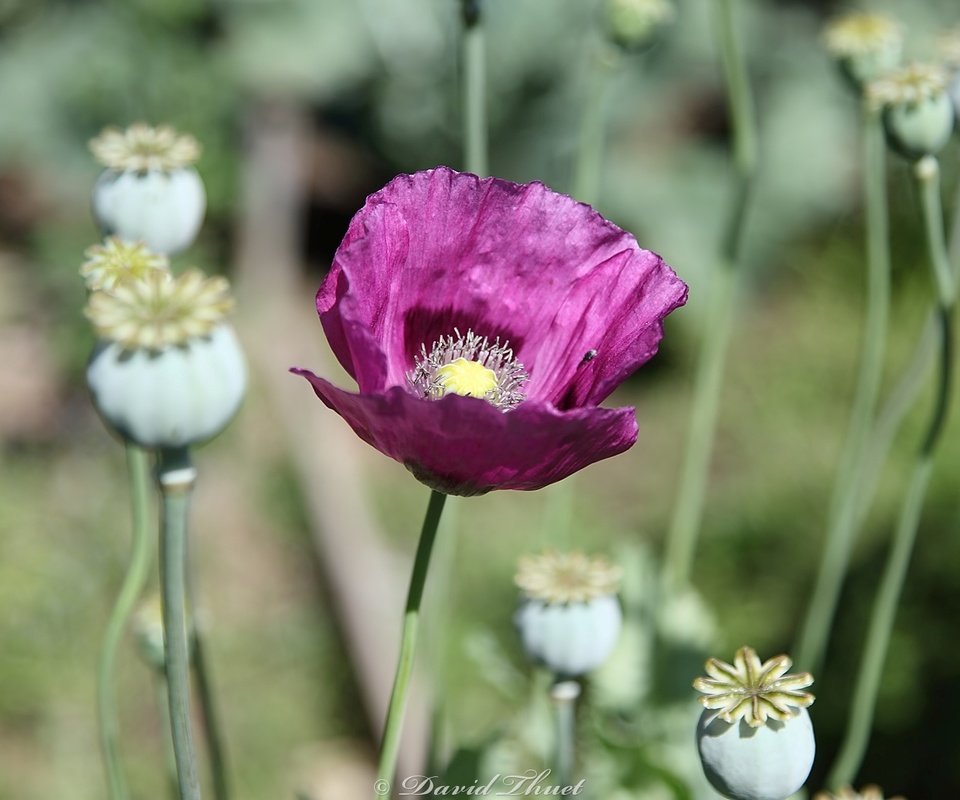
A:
[{"xmin": 407, "ymin": 328, "xmax": 528, "ymax": 411}]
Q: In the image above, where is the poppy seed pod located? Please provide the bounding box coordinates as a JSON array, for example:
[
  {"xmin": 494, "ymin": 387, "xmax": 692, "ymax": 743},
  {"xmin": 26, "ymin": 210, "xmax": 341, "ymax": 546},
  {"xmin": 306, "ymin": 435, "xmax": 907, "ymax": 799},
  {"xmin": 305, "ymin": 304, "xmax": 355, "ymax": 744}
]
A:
[
  {"xmin": 694, "ymin": 647, "xmax": 816, "ymax": 800},
  {"xmin": 90, "ymin": 124, "xmax": 206, "ymax": 256},
  {"xmin": 514, "ymin": 551, "xmax": 623, "ymax": 678},
  {"xmin": 868, "ymin": 64, "xmax": 956, "ymax": 159},
  {"xmin": 85, "ymin": 270, "xmax": 246, "ymax": 449},
  {"xmin": 822, "ymin": 12, "xmax": 903, "ymax": 90}
]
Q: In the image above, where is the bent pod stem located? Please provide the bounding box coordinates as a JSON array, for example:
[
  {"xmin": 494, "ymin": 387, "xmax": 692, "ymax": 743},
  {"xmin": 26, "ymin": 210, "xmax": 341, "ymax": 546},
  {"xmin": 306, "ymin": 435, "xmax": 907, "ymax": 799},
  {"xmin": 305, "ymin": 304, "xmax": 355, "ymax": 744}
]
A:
[
  {"xmin": 662, "ymin": 0, "xmax": 757, "ymax": 590},
  {"xmin": 159, "ymin": 447, "xmax": 203, "ymax": 800},
  {"xmin": 376, "ymin": 490, "xmax": 448, "ymax": 797},
  {"xmin": 828, "ymin": 156, "xmax": 955, "ymax": 789},
  {"xmin": 794, "ymin": 104, "xmax": 891, "ymax": 674},
  {"xmin": 826, "ymin": 157, "xmax": 960, "ymax": 621},
  {"xmin": 97, "ymin": 443, "xmax": 153, "ymax": 800}
]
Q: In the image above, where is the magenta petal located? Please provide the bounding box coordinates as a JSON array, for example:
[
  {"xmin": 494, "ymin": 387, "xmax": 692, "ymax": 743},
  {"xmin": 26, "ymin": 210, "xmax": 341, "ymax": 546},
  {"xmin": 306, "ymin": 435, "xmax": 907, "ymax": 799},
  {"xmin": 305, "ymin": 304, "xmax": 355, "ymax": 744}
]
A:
[
  {"xmin": 292, "ymin": 369, "xmax": 639, "ymax": 496},
  {"xmin": 317, "ymin": 167, "xmax": 686, "ymax": 398}
]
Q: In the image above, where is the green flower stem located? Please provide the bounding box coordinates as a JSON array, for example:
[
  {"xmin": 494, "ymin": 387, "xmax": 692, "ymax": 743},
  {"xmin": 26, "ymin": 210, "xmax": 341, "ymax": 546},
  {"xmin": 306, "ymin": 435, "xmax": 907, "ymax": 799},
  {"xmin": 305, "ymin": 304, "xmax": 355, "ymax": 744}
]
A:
[
  {"xmin": 159, "ymin": 447, "xmax": 202, "ymax": 800},
  {"xmin": 828, "ymin": 157, "xmax": 955, "ymax": 789},
  {"xmin": 572, "ymin": 42, "xmax": 621, "ymax": 205},
  {"xmin": 97, "ymin": 443, "xmax": 153, "ymax": 800},
  {"xmin": 462, "ymin": 0, "xmax": 487, "ymax": 176},
  {"xmin": 191, "ymin": 627, "xmax": 230, "ymax": 800},
  {"xmin": 662, "ymin": 0, "xmax": 756, "ymax": 590},
  {"xmin": 376, "ymin": 490, "xmax": 448, "ymax": 797},
  {"xmin": 423, "ymin": 497, "xmax": 460, "ymax": 775},
  {"xmin": 549, "ymin": 680, "xmax": 581, "ymax": 788},
  {"xmin": 794, "ymin": 106, "xmax": 891, "ymax": 674}
]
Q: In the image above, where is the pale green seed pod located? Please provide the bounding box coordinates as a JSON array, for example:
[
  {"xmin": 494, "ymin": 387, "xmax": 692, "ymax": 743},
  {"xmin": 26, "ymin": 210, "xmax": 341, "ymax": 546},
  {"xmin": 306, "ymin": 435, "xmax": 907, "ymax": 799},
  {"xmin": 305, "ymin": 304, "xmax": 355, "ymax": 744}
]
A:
[
  {"xmin": 90, "ymin": 124, "xmax": 206, "ymax": 256},
  {"xmin": 84, "ymin": 270, "xmax": 246, "ymax": 448},
  {"xmin": 697, "ymin": 708, "xmax": 815, "ymax": 800},
  {"xmin": 515, "ymin": 595, "xmax": 622, "ymax": 677},
  {"xmin": 868, "ymin": 63, "xmax": 956, "ymax": 159},
  {"xmin": 87, "ymin": 324, "xmax": 246, "ymax": 449},
  {"xmin": 93, "ymin": 169, "xmax": 205, "ymax": 256},
  {"xmin": 822, "ymin": 13, "xmax": 903, "ymax": 90},
  {"xmin": 513, "ymin": 551, "xmax": 623, "ymax": 678},
  {"xmin": 693, "ymin": 646, "xmax": 816, "ymax": 800}
]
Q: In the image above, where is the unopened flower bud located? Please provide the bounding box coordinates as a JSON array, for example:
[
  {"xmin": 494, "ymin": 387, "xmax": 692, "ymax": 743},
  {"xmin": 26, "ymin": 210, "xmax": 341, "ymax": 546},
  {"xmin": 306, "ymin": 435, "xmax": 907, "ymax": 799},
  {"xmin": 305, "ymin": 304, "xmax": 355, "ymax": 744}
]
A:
[
  {"xmin": 513, "ymin": 551, "xmax": 622, "ymax": 678},
  {"xmin": 90, "ymin": 124, "xmax": 206, "ymax": 256},
  {"xmin": 868, "ymin": 63, "xmax": 956, "ymax": 159},
  {"xmin": 823, "ymin": 12, "xmax": 903, "ymax": 89},
  {"xmin": 85, "ymin": 270, "xmax": 246, "ymax": 448},
  {"xmin": 694, "ymin": 646, "xmax": 816, "ymax": 800},
  {"xmin": 603, "ymin": 0, "xmax": 674, "ymax": 52},
  {"xmin": 133, "ymin": 594, "xmax": 195, "ymax": 672},
  {"xmin": 133, "ymin": 595, "xmax": 167, "ymax": 672}
]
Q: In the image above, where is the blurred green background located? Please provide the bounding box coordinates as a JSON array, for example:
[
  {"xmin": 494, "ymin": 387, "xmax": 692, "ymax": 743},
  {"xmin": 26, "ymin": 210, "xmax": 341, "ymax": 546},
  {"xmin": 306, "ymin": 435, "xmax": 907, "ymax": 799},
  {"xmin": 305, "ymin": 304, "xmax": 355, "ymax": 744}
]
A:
[{"xmin": 1, "ymin": 0, "xmax": 959, "ymax": 798}]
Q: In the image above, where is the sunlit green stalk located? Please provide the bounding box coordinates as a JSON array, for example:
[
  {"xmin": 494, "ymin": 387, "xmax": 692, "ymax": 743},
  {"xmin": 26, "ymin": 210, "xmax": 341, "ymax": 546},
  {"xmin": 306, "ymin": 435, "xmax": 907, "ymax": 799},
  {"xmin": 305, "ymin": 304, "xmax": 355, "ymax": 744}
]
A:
[
  {"xmin": 828, "ymin": 156, "xmax": 954, "ymax": 789},
  {"xmin": 549, "ymin": 680, "xmax": 581, "ymax": 788},
  {"xmin": 662, "ymin": 0, "xmax": 756, "ymax": 590},
  {"xmin": 191, "ymin": 627, "xmax": 230, "ymax": 800},
  {"xmin": 462, "ymin": 0, "xmax": 487, "ymax": 176},
  {"xmin": 376, "ymin": 490, "xmax": 448, "ymax": 797},
  {"xmin": 538, "ymin": 41, "xmax": 623, "ymax": 546},
  {"xmin": 159, "ymin": 447, "xmax": 202, "ymax": 800},
  {"xmin": 794, "ymin": 106, "xmax": 890, "ymax": 674},
  {"xmin": 97, "ymin": 443, "xmax": 153, "ymax": 800},
  {"xmin": 572, "ymin": 41, "xmax": 621, "ymax": 205}
]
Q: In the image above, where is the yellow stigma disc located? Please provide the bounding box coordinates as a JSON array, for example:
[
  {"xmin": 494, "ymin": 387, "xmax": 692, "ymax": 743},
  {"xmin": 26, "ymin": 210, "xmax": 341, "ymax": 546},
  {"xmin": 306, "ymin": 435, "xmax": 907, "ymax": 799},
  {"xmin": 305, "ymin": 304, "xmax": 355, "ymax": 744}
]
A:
[{"xmin": 435, "ymin": 358, "xmax": 498, "ymax": 399}]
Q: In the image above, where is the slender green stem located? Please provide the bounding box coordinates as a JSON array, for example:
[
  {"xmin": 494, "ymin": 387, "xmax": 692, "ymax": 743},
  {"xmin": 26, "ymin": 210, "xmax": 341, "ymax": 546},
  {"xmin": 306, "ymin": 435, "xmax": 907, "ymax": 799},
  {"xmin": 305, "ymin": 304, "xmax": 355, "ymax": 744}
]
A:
[
  {"xmin": 917, "ymin": 157, "xmax": 956, "ymax": 308},
  {"xmin": 97, "ymin": 443, "xmax": 153, "ymax": 800},
  {"xmin": 549, "ymin": 680, "xmax": 581, "ymax": 788},
  {"xmin": 376, "ymin": 490, "xmax": 448, "ymax": 797},
  {"xmin": 543, "ymin": 40, "xmax": 622, "ymax": 540},
  {"xmin": 191, "ymin": 627, "xmax": 230, "ymax": 800},
  {"xmin": 462, "ymin": 1, "xmax": 487, "ymax": 176},
  {"xmin": 794, "ymin": 107, "xmax": 891, "ymax": 673},
  {"xmin": 423, "ymin": 497, "xmax": 460, "ymax": 776},
  {"xmin": 661, "ymin": 0, "xmax": 756, "ymax": 590},
  {"xmin": 849, "ymin": 163, "xmax": 960, "ymax": 539},
  {"xmin": 159, "ymin": 447, "xmax": 202, "ymax": 800},
  {"xmin": 572, "ymin": 42, "xmax": 621, "ymax": 205},
  {"xmin": 827, "ymin": 455, "xmax": 933, "ymax": 789},
  {"xmin": 949, "ymin": 171, "xmax": 960, "ymax": 271},
  {"xmin": 154, "ymin": 674, "xmax": 182, "ymax": 800},
  {"xmin": 828, "ymin": 157, "xmax": 954, "ymax": 789}
]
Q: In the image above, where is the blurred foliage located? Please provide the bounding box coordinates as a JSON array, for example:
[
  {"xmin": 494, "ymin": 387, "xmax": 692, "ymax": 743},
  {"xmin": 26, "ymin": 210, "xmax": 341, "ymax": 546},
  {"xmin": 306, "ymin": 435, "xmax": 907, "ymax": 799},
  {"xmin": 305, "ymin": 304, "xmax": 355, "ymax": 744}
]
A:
[{"xmin": 2, "ymin": 0, "xmax": 960, "ymax": 798}]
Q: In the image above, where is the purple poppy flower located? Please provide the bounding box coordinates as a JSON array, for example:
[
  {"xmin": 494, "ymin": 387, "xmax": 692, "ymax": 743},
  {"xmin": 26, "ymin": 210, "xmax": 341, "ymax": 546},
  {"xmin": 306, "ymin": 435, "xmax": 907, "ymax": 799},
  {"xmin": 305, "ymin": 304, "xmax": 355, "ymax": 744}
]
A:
[{"xmin": 292, "ymin": 167, "xmax": 687, "ymax": 496}]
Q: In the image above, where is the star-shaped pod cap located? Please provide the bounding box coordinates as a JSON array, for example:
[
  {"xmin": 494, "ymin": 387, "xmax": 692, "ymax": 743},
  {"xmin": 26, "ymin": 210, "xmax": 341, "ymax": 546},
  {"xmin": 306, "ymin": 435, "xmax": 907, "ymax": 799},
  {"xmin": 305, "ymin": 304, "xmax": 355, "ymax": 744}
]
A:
[{"xmin": 693, "ymin": 645, "xmax": 815, "ymax": 728}]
